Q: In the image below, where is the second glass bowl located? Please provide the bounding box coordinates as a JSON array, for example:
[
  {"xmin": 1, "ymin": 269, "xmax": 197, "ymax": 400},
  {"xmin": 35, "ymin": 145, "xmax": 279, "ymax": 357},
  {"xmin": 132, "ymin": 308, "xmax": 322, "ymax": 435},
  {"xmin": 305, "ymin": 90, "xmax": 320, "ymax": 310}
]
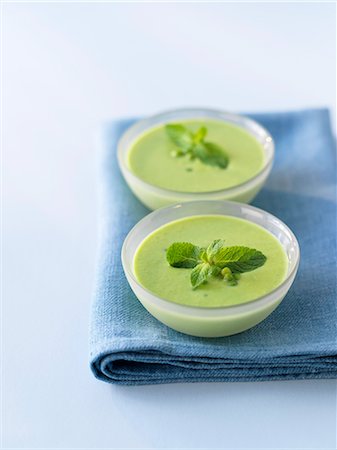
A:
[{"xmin": 118, "ymin": 108, "xmax": 274, "ymax": 210}]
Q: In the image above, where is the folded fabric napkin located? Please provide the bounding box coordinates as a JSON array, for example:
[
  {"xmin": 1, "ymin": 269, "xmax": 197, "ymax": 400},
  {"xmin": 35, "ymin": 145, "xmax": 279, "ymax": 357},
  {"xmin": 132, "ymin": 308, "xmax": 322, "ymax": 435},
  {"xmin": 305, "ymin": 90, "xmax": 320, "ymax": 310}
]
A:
[{"xmin": 90, "ymin": 108, "xmax": 337, "ymax": 385}]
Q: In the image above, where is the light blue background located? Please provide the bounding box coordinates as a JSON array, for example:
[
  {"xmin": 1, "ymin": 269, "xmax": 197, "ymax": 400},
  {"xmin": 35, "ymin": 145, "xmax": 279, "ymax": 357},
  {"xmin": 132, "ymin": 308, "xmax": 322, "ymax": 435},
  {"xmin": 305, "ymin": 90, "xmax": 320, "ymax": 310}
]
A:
[{"xmin": 3, "ymin": 2, "xmax": 336, "ymax": 449}]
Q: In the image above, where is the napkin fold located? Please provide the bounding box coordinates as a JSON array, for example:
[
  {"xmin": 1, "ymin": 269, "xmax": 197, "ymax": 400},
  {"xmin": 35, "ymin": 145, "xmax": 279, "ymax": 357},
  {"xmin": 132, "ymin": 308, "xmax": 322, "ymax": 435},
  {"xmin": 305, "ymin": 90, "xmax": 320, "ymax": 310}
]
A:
[{"xmin": 90, "ymin": 108, "xmax": 337, "ymax": 385}]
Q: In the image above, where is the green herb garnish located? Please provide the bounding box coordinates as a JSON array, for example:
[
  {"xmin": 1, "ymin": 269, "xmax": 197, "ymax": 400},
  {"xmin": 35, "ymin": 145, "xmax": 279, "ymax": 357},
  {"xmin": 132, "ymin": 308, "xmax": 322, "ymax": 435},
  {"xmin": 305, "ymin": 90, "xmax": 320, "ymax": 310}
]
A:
[
  {"xmin": 165, "ymin": 124, "xmax": 229, "ymax": 169},
  {"xmin": 166, "ymin": 239, "xmax": 266, "ymax": 289},
  {"xmin": 166, "ymin": 242, "xmax": 204, "ymax": 268}
]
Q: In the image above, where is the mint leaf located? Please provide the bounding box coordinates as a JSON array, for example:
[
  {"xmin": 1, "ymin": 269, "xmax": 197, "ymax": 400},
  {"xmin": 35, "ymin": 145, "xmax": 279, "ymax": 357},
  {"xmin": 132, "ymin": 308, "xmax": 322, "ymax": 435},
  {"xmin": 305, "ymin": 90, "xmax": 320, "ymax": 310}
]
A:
[
  {"xmin": 194, "ymin": 142, "xmax": 229, "ymax": 169},
  {"xmin": 166, "ymin": 242, "xmax": 203, "ymax": 268},
  {"xmin": 190, "ymin": 263, "xmax": 213, "ymax": 289},
  {"xmin": 211, "ymin": 246, "xmax": 267, "ymax": 273},
  {"xmin": 165, "ymin": 123, "xmax": 229, "ymax": 169},
  {"xmin": 165, "ymin": 124, "xmax": 194, "ymax": 153},
  {"xmin": 193, "ymin": 126, "xmax": 207, "ymax": 144},
  {"xmin": 200, "ymin": 250, "xmax": 208, "ymax": 263},
  {"xmin": 206, "ymin": 239, "xmax": 225, "ymax": 263},
  {"xmin": 210, "ymin": 265, "xmax": 222, "ymax": 277}
]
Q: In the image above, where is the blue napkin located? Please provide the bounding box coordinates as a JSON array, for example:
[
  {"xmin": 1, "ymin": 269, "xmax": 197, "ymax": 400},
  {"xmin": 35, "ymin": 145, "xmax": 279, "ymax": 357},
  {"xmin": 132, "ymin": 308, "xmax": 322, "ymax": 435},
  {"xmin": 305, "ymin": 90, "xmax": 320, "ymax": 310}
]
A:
[{"xmin": 90, "ymin": 109, "xmax": 337, "ymax": 385}]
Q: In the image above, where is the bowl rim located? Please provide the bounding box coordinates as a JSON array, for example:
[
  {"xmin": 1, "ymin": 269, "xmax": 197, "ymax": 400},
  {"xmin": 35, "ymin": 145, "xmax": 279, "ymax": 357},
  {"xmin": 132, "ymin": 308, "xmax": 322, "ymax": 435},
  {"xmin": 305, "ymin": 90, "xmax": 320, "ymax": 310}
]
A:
[
  {"xmin": 117, "ymin": 107, "xmax": 275, "ymax": 197},
  {"xmin": 121, "ymin": 200, "xmax": 300, "ymax": 317}
]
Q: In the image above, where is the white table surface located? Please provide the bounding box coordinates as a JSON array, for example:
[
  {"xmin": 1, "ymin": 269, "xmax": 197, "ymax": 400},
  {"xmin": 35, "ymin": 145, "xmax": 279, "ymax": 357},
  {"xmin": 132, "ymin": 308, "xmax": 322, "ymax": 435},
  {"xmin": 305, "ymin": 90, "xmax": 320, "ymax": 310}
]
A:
[{"xmin": 3, "ymin": 2, "xmax": 336, "ymax": 449}]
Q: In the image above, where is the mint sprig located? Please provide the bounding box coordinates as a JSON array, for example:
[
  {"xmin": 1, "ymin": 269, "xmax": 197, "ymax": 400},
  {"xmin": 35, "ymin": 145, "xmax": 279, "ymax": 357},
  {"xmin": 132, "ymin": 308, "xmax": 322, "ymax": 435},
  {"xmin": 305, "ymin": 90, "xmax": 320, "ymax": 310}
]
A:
[
  {"xmin": 166, "ymin": 239, "xmax": 266, "ymax": 290},
  {"xmin": 165, "ymin": 124, "xmax": 229, "ymax": 169}
]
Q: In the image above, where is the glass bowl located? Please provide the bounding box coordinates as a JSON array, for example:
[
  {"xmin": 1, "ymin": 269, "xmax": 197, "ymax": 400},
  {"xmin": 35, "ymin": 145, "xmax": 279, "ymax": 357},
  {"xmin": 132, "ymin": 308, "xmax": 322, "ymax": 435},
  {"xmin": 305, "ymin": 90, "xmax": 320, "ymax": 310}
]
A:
[
  {"xmin": 117, "ymin": 108, "xmax": 274, "ymax": 210},
  {"xmin": 121, "ymin": 200, "xmax": 300, "ymax": 338}
]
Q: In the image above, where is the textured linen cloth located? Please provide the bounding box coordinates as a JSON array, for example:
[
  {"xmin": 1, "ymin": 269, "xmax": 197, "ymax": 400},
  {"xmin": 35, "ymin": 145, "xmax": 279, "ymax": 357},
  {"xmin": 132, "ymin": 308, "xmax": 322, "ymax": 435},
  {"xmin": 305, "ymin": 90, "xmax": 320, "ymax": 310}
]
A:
[{"xmin": 90, "ymin": 108, "xmax": 337, "ymax": 385}]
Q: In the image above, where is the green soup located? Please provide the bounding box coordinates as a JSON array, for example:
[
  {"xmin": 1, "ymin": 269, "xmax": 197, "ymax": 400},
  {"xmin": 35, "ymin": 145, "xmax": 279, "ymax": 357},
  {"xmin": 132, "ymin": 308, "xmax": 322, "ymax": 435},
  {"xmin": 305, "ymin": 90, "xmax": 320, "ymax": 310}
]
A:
[
  {"xmin": 134, "ymin": 215, "xmax": 288, "ymax": 308},
  {"xmin": 127, "ymin": 120, "xmax": 265, "ymax": 193}
]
